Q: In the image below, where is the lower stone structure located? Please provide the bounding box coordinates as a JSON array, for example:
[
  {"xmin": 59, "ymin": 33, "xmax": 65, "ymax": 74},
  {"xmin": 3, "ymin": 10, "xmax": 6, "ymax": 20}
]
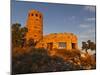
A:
[{"xmin": 36, "ymin": 32, "xmax": 78, "ymax": 50}]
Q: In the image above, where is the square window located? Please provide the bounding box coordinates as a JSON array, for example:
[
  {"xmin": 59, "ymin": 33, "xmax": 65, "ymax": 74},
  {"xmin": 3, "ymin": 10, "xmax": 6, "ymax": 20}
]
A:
[{"xmin": 58, "ymin": 42, "xmax": 66, "ymax": 49}]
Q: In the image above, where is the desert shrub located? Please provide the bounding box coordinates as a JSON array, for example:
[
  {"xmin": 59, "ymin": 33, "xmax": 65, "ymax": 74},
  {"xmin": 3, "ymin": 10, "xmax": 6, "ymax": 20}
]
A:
[{"xmin": 12, "ymin": 48, "xmax": 83, "ymax": 74}]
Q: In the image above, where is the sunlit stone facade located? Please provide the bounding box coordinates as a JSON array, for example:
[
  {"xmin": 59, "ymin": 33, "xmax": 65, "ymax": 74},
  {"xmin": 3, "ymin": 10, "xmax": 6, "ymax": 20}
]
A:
[
  {"xmin": 26, "ymin": 9, "xmax": 43, "ymax": 42},
  {"xmin": 36, "ymin": 33, "xmax": 78, "ymax": 50}
]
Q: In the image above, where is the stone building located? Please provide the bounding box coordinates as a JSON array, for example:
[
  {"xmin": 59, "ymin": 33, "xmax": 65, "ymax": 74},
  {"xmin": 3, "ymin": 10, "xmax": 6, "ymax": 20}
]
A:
[
  {"xmin": 26, "ymin": 9, "xmax": 78, "ymax": 50},
  {"xmin": 36, "ymin": 33, "xmax": 78, "ymax": 50}
]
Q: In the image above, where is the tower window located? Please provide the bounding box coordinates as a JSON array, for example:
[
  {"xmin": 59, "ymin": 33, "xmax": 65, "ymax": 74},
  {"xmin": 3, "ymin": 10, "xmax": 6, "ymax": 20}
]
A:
[
  {"xmin": 34, "ymin": 35, "xmax": 37, "ymax": 37},
  {"xmin": 40, "ymin": 15, "xmax": 41, "ymax": 18},
  {"xmin": 38, "ymin": 30, "xmax": 41, "ymax": 33},
  {"xmin": 35, "ymin": 14, "xmax": 38, "ymax": 17},
  {"xmin": 36, "ymin": 19, "xmax": 39, "ymax": 21},
  {"xmin": 34, "ymin": 26, "xmax": 38, "ymax": 28},
  {"xmin": 31, "ymin": 13, "xmax": 34, "ymax": 16},
  {"xmin": 42, "ymin": 44, "xmax": 44, "ymax": 46}
]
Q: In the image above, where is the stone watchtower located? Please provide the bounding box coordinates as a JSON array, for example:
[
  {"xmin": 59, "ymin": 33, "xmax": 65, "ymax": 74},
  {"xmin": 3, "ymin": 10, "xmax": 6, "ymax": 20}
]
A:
[{"xmin": 26, "ymin": 9, "xmax": 43, "ymax": 42}]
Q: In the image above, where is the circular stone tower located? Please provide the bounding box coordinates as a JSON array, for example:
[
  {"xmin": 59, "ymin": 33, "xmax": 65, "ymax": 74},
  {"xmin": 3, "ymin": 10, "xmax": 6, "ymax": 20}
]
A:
[{"xmin": 26, "ymin": 9, "xmax": 43, "ymax": 42}]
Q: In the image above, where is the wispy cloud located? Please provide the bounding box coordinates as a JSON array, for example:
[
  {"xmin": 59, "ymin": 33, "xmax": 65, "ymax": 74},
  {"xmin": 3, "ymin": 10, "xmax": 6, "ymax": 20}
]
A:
[
  {"xmin": 70, "ymin": 16, "xmax": 76, "ymax": 19},
  {"xmin": 84, "ymin": 6, "xmax": 96, "ymax": 12},
  {"xmin": 68, "ymin": 15, "xmax": 76, "ymax": 20},
  {"xmin": 79, "ymin": 28, "xmax": 95, "ymax": 40},
  {"xmin": 79, "ymin": 35, "xmax": 89, "ymax": 38},
  {"xmin": 88, "ymin": 28, "xmax": 95, "ymax": 33},
  {"xmin": 79, "ymin": 24, "xmax": 90, "ymax": 28},
  {"xmin": 86, "ymin": 17, "xmax": 95, "ymax": 21},
  {"xmin": 79, "ymin": 17, "xmax": 95, "ymax": 29}
]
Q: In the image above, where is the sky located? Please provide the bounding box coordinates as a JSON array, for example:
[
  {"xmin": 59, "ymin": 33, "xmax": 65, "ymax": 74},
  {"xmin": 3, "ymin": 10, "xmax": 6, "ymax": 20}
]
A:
[{"xmin": 11, "ymin": 0, "xmax": 96, "ymax": 49}]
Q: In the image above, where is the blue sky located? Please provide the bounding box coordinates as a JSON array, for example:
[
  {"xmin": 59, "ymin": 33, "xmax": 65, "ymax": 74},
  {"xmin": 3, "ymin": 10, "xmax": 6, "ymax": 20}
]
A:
[{"xmin": 11, "ymin": 0, "xmax": 96, "ymax": 48}]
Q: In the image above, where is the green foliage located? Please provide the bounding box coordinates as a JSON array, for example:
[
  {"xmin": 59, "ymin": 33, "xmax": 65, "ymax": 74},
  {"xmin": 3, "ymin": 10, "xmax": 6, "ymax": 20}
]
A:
[
  {"xmin": 12, "ymin": 23, "xmax": 28, "ymax": 48},
  {"xmin": 87, "ymin": 40, "xmax": 96, "ymax": 50},
  {"xmin": 82, "ymin": 40, "xmax": 96, "ymax": 53}
]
